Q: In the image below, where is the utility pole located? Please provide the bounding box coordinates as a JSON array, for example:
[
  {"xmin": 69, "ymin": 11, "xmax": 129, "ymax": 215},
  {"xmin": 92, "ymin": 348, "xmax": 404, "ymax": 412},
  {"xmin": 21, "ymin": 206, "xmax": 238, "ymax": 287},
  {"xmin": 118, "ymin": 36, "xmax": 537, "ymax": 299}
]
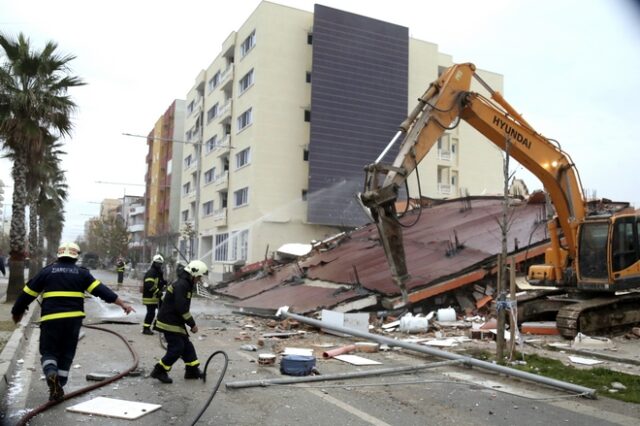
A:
[{"xmin": 496, "ymin": 137, "xmax": 513, "ymax": 362}]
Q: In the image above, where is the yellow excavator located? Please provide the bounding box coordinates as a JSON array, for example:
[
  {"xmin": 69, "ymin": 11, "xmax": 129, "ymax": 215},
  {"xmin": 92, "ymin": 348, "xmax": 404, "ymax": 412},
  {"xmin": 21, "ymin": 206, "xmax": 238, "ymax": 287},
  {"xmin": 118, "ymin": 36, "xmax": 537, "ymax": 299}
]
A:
[{"xmin": 360, "ymin": 63, "xmax": 640, "ymax": 337}]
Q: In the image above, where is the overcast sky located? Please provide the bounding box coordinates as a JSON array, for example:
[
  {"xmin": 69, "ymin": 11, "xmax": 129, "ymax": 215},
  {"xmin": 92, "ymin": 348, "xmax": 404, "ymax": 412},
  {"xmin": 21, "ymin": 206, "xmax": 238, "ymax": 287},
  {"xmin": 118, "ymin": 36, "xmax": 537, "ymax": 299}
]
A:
[{"xmin": 1, "ymin": 0, "xmax": 639, "ymax": 242}]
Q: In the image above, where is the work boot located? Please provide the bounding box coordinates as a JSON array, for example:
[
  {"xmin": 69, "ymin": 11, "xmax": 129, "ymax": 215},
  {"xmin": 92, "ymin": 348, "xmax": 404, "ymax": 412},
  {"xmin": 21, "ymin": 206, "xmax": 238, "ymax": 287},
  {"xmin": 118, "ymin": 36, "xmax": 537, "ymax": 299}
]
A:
[
  {"xmin": 150, "ymin": 363, "xmax": 173, "ymax": 384},
  {"xmin": 46, "ymin": 371, "xmax": 65, "ymax": 402},
  {"xmin": 184, "ymin": 365, "xmax": 204, "ymax": 380},
  {"xmin": 142, "ymin": 328, "xmax": 154, "ymax": 335}
]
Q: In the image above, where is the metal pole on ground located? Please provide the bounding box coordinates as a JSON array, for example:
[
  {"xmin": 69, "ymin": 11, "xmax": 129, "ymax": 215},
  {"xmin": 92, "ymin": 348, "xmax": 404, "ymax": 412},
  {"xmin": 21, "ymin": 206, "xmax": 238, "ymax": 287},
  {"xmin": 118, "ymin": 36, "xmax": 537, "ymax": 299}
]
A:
[{"xmin": 275, "ymin": 307, "xmax": 597, "ymax": 399}]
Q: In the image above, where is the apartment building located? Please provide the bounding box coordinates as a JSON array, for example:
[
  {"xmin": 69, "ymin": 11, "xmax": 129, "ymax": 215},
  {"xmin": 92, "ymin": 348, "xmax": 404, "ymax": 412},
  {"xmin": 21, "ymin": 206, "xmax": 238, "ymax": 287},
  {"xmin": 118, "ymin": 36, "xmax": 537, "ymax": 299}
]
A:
[
  {"xmin": 179, "ymin": 2, "xmax": 504, "ymax": 278},
  {"xmin": 145, "ymin": 100, "xmax": 185, "ymax": 258}
]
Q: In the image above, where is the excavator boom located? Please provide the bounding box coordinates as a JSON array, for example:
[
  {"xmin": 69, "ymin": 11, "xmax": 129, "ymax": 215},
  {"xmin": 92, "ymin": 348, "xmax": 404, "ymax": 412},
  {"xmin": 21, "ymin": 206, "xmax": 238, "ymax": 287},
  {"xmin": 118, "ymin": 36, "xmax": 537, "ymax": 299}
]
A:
[{"xmin": 361, "ymin": 63, "xmax": 588, "ymax": 305}]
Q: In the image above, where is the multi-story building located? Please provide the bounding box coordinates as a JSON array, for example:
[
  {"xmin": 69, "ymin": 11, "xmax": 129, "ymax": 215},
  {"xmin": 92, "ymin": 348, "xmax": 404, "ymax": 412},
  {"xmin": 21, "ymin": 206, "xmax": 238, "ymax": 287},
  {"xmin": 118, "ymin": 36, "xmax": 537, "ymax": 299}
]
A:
[
  {"xmin": 99, "ymin": 198, "xmax": 121, "ymax": 221},
  {"xmin": 179, "ymin": 2, "xmax": 504, "ymax": 279},
  {"xmin": 122, "ymin": 195, "xmax": 145, "ymax": 254},
  {"xmin": 145, "ymin": 100, "xmax": 185, "ymax": 260}
]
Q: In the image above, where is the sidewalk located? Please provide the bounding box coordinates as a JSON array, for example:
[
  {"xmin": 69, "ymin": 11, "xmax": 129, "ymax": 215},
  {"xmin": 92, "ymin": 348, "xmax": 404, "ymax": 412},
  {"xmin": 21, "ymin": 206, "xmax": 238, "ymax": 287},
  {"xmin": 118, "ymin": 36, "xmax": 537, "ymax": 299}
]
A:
[{"xmin": 0, "ymin": 273, "xmax": 40, "ymax": 413}]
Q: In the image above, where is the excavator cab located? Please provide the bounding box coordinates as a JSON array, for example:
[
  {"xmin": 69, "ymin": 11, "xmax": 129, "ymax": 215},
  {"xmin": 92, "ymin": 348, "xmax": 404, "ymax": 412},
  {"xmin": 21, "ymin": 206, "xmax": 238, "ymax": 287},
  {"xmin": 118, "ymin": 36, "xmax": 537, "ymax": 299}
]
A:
[{"xmin": 577, "ymin": 215, "xmax": 640, "ymax": 290}]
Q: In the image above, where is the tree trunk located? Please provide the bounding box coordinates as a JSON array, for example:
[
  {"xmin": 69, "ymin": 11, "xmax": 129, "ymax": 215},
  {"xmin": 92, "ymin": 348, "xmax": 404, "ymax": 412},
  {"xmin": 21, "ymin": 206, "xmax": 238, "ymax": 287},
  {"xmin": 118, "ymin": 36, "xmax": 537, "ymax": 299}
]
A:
[
  {"xmin": 7, "ymin": 155, "xmax": 27, "ymax": 302},
  {"xmin": 28, "ymin": 195, "xmax": 39, "ymax": 279},
  {"xmin": 38, "ymin": 213, "xmax": 45, "ymax": 265}
]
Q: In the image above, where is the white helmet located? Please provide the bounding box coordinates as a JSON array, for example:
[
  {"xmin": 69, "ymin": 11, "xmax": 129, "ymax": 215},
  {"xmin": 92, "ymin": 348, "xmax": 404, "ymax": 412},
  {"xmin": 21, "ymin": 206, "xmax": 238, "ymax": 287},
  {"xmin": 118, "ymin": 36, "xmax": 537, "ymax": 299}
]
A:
[
  {"xmin": 185, "ymin": 260, "xmax": 208, "ymax": 278},
  {"xmin": 152, "ymin": 254, "xmax": 164, "ymax": 264},
  {"xmin": 57, "ymin": 242, "xmax": 81, "ymax": 259}
]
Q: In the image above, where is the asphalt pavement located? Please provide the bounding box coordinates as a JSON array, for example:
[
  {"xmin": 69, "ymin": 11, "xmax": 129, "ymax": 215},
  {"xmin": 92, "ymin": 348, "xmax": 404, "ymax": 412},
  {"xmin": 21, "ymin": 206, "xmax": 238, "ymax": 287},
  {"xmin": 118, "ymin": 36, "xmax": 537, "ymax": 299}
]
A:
[{"xmin": 1, "ymin": 269, "xmax": 640, "ymax": 425}]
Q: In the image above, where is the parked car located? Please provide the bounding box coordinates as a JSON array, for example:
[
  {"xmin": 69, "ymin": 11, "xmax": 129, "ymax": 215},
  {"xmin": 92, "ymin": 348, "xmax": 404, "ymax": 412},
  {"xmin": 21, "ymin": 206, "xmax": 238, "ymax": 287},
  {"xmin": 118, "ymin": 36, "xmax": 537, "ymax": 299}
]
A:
[{"xmin": 81, "ymin": 253, "xmax": 100, "ymax": 270}]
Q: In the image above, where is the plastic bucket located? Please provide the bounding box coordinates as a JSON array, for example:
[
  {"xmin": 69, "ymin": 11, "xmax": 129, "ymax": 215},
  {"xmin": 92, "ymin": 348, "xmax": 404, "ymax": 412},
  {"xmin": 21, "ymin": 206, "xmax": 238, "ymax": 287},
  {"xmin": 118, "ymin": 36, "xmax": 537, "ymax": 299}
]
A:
[{"xmin": 436, "ymin": 308, "xmax": 456, "ymax": 322}]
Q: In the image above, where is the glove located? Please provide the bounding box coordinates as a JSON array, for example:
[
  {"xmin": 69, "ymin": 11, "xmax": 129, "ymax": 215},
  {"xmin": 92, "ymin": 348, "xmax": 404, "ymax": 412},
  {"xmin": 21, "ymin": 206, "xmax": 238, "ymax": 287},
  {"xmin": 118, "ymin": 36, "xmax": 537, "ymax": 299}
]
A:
[{"xmin": 12, "ymin": 312, "xmax": 24, "ymax": 324}]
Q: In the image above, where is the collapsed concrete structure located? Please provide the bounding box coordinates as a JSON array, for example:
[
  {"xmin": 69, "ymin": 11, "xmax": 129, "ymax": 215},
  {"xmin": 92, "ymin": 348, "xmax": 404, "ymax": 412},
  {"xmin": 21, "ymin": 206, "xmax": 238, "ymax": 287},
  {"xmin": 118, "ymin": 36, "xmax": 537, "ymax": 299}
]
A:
[{"xmin": 212, "ymin": 195, "xmax": 551, "ymax": 316}]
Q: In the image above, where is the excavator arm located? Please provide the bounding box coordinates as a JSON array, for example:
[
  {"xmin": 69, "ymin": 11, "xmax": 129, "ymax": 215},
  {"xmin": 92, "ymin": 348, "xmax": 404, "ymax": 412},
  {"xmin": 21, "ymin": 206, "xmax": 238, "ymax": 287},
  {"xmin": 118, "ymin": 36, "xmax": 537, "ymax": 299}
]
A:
[{"xmin": 360, "ymin": 63, "xmax": 586, "ymax": 305}]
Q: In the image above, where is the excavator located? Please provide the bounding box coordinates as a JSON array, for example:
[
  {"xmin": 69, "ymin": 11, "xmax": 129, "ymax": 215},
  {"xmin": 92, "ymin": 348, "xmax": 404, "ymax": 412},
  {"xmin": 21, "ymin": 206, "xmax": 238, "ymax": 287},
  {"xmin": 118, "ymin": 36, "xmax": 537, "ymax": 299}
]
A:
[{"xmin": 360, "ymin": 62, "xmax": 640, "ymax": 337}]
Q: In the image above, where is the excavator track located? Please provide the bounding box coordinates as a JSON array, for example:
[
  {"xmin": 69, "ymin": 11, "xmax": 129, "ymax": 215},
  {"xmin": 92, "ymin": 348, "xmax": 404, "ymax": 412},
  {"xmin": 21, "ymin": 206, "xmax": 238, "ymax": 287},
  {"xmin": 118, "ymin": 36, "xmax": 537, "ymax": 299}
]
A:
[{"xmin": 555, "ymin": 293, "xmax": 640, "ymax": 338}]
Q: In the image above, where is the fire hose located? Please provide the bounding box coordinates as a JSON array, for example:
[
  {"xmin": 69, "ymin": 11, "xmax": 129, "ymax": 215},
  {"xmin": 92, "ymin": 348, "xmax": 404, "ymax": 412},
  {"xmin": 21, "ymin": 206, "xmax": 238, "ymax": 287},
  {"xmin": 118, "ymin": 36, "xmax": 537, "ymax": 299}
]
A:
[{"xmin": 16, "ymin": 324, "xmax": 139, "ymax": 426}]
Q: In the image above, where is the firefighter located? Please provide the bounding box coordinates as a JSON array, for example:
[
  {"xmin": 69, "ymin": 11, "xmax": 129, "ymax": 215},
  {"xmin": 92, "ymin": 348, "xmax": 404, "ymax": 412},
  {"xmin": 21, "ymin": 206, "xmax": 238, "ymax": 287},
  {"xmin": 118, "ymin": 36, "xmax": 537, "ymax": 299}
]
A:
[
  {"xmin": 116, "ymin": 257, "xmax": 125, "ymax": 286},
  {"xmin": 141, "ymin": 254, "xmax": 167, "ymax": 335},
  {"xmin": 10, "ymin": 242, "xmax": 135, "ymax": 401},
  {"xmin": 150, "ymin": 260, "xmax": 208, "ymax": 384}
]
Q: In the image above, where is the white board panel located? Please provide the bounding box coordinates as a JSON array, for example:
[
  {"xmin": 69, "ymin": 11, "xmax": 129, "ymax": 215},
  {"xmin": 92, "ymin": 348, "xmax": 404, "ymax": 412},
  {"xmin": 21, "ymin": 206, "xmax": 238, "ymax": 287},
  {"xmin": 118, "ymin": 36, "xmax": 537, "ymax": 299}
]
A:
[{"xmin": 66, "ymin": 396, "xmax": 161, "ymax": 420}]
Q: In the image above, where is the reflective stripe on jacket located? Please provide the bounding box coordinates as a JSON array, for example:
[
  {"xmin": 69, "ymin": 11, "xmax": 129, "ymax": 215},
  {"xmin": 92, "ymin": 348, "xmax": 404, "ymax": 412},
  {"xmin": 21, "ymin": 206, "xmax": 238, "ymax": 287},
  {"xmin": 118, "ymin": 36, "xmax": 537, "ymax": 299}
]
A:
[
  {"xmin": 154, "ymin": 269, "xmax": 195, "ymax": 335},
  {"xmin": 11, "ymin": 260, "xmax": 118, "ymax": 322},
  {"xmin": 142, "ymin": 264, "xmax": 166, "ymax": 305}
]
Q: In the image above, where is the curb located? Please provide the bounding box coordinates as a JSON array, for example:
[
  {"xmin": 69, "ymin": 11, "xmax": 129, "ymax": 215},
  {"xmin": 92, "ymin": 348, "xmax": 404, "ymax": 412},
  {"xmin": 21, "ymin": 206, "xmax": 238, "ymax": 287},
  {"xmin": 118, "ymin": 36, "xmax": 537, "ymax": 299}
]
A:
[{"xmin": 0, "ymin": 301, "xmax": 39, "ymax": 414}]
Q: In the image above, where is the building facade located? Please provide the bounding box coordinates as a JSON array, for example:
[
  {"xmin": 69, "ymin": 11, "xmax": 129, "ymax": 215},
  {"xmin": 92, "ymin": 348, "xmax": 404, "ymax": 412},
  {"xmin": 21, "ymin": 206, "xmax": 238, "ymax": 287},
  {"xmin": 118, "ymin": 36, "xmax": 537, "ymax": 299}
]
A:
[
  {"xmin": 178, "ymin": 2, "xmax": 504, "ymax": 279},
  {"xmin": 145, "ymin": 100, "xmax": 185, "ymax": 261}
]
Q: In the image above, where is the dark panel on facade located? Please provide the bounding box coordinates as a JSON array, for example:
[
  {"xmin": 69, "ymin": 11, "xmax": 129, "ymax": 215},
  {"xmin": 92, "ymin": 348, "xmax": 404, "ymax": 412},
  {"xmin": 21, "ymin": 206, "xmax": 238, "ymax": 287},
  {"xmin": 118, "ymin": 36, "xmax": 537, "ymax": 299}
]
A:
[{"xmin": 307, "ymin": 5, "xmax": 408, "ymax": 227}]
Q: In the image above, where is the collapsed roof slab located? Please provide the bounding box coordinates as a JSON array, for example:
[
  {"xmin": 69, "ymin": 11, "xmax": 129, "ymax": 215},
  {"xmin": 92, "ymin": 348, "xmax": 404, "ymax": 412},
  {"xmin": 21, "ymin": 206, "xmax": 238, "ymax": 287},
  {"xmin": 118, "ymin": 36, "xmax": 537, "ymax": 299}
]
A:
[
  {"xmin": 220, "ymin": 196, "xmax": 550, "ymax": 314},
  {"xmin": 302, "ymin": 197, "xmax": 549, "ymax": 296},
  {"xmin": 233, "ymin": 283, "xmax": 375, "ymax": 315}
]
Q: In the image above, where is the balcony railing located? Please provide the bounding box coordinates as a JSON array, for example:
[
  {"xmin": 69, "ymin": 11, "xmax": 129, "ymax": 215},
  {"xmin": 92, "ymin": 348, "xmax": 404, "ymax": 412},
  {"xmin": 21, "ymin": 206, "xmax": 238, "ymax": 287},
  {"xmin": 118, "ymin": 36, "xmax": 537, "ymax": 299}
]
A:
[
  {"xmin": 214, "ymin": 170, "xmax": 228, "ymax": 187},
  {"xmin": 438, "ymin": 150, "xmax": 451, "ymax": 161},
  {"xmin": 212, "ymin": 207, "xmax": 227, "ymax": 226},
  {"xmin": 218, "ymin": 100, "xmax": 232, "ymax": 120},
  {"xmin": 219, "ymin": 65, "xmax": 234, "ymax": 87},
  {"xmin": 438, "ymin": 183, "xmax": 451, "ymax": 195},
  {"xmin": 128, "ymin": 223, "xmax": 145, "ymax": 233}
]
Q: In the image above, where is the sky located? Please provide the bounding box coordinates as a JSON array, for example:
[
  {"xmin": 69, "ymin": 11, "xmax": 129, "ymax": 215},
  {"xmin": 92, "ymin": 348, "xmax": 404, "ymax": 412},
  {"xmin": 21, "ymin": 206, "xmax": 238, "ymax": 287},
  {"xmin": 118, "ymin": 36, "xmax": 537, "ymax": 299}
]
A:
[{"xmin": 1, "ymin": 0, "xmax": 639, "ymax": 242}]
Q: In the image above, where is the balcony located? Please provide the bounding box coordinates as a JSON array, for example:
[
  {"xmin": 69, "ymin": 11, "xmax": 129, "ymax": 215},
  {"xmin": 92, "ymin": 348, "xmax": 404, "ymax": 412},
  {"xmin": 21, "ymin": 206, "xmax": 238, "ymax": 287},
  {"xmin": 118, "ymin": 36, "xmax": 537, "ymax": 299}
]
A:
[
  {"xmin": 437, "ymin": 150, "xmax": 451, "ymax": 161},
  {"xmin": 219, "ymin": 65, "xmax": 234, "ymax": 88},
  {"xmin": 128, "ymin": 223, "xmax": 145, "ymax": 233},
  {"xmin": 214, "ymin": 170, "xmax": 228, "ymax": 188},
  {"xmin": 438, "ymin": 183, "xmax": 452, "ymax": 195},
  {"xmin": 218, "ymin": 99, "xmax": 232, "ymax": 121},
  {"xmin": 217, "ymin": 135, "xmax": 231, "ymax": 153},
  {"xmin": 212, "ymin": 208, "xmax": 227, "ymax": 226}
]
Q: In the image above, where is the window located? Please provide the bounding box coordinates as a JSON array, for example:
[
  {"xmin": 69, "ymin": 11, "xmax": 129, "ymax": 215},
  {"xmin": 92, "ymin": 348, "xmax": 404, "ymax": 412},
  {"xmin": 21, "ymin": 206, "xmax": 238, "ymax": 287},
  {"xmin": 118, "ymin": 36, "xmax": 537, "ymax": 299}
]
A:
[
  {"xmin": 303, "ymin": 149, "xmax": 309, "ymax": 161},
  {"xmin": 230, "ymin": 229, "xmax": 249, "ymax": 261},
  {"xmin": 187, "ymin": 100, "xmax": 195, "ymax": 115},
  {"xmin": 205, "ymin": 135, "xmax": 217, "ymax": 153},
  {"xmin": 237, "ymin": 108, "xmax": 253, "ymax": 131},
  {"xmin": 238, "ymin": 69, "xmax": 254, "ymax": 94},
  {"xmin": 202, "ymin": 201, "xmax": 214, "ymax": 216},
  {"xmin": 207, "ymin": 103, "xmax": 218, "ymax": 123},
  {"xmin": 307, "ymin": 33, "xmax": 313, "ymax": 45},
  {"xmin": 240, "ymin": 30, "xmax": 256, "ymax": 57},
  {"xmin": 181, "ymin": 210, "xmax": 189, "ymax": 221},
  {"xmin": 204, "ymin": 167, "xmax": 215, "ymax": 184},
  {"xmin": 302, "ymin": 189, "xmax": 308, "ymax": 201},
  {"xmin": 208, "ymin": 71, "xmax": 221, "ymax": 92},
  {"xmin": 182, "ymin": 182, "xmax": 191, "ymax": 195},
  {"xmin": 220, "ymin": 191, "xmax": 228, "ymax": 208},
  {"xmin": 215, "ymin": 233, "xmax": 228, "ymax": 261},
  {"xmin": 184, "ymin": 154, "xmax": 193, "ymax": 168},
  {"xmin": 612, "ymin": 218, "xmax": 639, "ymax": 271},
  {"xmin": 306, "ymin": 71, "xmax": 311, "ymax": 83},
  {"xmin": 304, "ymin": 109, "xmax": 311, "ymax": 122},
  {"xmin": 234, "ymin": 187, "xmax": 249, "ymax": 207},
  {"xmin": 236, "ymin": 147, "xmax": 251, "ymax": 168}
]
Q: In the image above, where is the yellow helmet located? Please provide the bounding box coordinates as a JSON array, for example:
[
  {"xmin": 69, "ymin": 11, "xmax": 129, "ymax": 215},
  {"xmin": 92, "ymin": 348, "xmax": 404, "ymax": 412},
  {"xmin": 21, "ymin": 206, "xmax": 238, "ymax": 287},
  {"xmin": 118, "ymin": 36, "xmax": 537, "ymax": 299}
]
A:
[{"xmin": 57, "ymin": 242, "xmax": 81, "ymax": 259}]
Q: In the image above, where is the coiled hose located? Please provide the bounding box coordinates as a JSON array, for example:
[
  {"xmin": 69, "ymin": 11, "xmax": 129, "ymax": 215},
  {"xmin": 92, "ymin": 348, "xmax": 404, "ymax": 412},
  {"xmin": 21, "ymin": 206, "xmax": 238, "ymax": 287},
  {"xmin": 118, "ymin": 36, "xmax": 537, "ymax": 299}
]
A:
[{"xmin": 16, "ymin": 324, "xmax": 139, "ymax": 426}]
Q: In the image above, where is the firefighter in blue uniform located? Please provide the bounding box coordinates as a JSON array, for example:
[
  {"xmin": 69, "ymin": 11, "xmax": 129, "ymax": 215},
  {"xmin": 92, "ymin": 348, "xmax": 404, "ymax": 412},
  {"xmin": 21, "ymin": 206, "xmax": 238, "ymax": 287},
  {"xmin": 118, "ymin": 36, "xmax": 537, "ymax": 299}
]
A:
[
  {"xmin": 11, "ymin": 242, "xmax": 135, "ymax": 401},
  {"xmin": 150, "ymin": 260, "xmax": 207, "ymax": 383},
  {"xmin": 141, "ymin": 254, "xmax": 167, "ymax": 335}
]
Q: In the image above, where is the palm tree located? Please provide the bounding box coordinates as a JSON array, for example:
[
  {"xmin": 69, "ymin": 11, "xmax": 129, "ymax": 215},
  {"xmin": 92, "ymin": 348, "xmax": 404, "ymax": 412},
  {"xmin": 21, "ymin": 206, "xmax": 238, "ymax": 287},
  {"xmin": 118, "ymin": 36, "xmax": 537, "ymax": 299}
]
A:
[
  {"xmin": 37, "ymin": 153, "xmax": 68, "ymax": 265},
  {"xmin": 24, "ymin": 137, "xmax": 67, "ymax": 278},
  {"xmin": 0, "ymin": 32, "xmax": 84, "ymax": 301}
]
